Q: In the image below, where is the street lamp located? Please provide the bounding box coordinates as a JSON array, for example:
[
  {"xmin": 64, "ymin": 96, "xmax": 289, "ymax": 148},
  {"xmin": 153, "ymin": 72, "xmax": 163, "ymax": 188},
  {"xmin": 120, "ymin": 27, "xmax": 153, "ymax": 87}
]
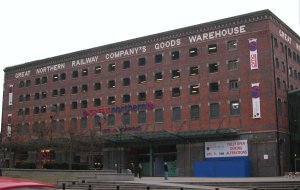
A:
[
  {"xmin": 295, "ymin": 154, "xmax": 297, "ymax": 172},
  {"xmin": 96, "ymin": 113, "xmax": 106, "ymax": 135}
]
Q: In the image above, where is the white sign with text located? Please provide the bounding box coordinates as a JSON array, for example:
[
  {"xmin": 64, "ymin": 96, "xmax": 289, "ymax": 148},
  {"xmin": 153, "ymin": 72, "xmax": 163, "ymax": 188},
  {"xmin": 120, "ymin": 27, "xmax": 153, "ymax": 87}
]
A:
[{"xmin": 205, "ymin": 140, "xmax": 248, "ymax": 158}]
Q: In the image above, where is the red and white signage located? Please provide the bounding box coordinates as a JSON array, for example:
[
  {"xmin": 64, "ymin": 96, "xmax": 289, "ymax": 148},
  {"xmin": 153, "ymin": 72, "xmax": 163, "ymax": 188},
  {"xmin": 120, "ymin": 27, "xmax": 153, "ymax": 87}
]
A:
[
  {"xmin": 249, "ymin": 38, "xmax": 258, "ymax": 70},
  {"xmin": 205, "ymin": 140, "xmax": 248, "ymax": 158}
]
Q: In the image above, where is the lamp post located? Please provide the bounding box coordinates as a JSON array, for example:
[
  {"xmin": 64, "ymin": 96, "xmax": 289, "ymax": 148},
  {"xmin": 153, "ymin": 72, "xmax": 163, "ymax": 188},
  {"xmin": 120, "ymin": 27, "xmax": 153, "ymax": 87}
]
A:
[
  {"xmin": 95, "ymin": 113, "xmax": 106, "ymax": 169},
  {"xmin": 295, "ymin": 154, "xmax": 297, "ymax": 172}
]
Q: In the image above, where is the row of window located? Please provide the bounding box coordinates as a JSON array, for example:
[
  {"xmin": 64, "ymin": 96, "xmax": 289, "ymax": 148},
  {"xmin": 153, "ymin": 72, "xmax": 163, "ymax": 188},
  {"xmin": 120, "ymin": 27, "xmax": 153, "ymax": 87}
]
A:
[
  {"xmin": 18, "ymin": 79, "xmax": 240, "ymax": 104},
  {"xmin": 15, "ymin": 101, "xmax": 241, "ymax": 134},
  {"xmin": 273, "ymin": 37, "xmax": 300, "ymax": 64},
  {"xmin": 18, "ymin": 40, "xmax": 239, "ymax": 88}
]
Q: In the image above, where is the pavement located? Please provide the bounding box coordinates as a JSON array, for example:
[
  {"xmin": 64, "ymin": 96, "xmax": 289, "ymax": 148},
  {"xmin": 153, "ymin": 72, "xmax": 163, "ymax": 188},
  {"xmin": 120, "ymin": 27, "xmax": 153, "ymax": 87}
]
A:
[{"xmin": 123, "ymin": 176, "xmax": 300, "ymax": 190}]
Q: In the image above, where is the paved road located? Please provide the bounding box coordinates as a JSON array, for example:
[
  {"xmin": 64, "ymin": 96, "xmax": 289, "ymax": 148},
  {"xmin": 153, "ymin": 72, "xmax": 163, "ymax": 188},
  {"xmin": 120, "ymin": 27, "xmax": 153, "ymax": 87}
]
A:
[{"xmin": 122, "ymin": 176, "xmax": 300, "ymax": 190}]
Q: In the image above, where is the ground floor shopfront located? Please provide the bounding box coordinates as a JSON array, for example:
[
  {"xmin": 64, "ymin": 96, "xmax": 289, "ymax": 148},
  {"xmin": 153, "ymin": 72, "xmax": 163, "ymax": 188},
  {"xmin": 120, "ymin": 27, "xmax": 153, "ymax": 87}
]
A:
[
  {"xmin": 3, "ymin": 129, "xmax": 292, "ymax": 177},
  {"xmin": 99, "ymin": 129, "xmax": 291, "ymax": 177}
]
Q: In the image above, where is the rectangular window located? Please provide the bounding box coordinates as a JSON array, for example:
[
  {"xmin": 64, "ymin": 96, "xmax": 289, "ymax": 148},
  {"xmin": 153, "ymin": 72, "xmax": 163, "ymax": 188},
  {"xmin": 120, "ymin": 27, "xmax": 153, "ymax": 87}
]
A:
[
  {"xmin": 34, "ymin": 93, "xmax": 40, "ymax": 100},
  {"xmin": 72, "ymin": 86, "xmax": 78, "ymax": 94},
  {"xmin": 172, "ymin": 107, "xmax": 181, "ymax": 121},
  {"xmin": 138, "ymin": 111, "xmax": 146, "ymax": 124},
  {"xmin": 108, "ymin": 96, "xmax": 116, "ymax": 105},
  {"xmin": 82, "ymin": 68, "xmax": 88, "ymax": 76},
  {"xmin": 154, "ymin": 72, "xmax": 163, "ymax": 81},
  {"xmin": 95, "ymin": 66, "xmax": 101, "ymax": 74},
  {"xmin": 94, "ymin": 82, "xmax": 101, "ymax": 90},
  {"xmin": 80, "ymin": 117, "xmax": 87, "ymax": 128},
  {"xmin": 71, "ymin": 118, "xmax": 77, "ymax": 129},
  {"xmin": 25, "ymin": 80, "xmax": 31, "ymax": 87},
  {"xmin": 210, "ymin": 103, "xmax": 219, "ymax": 117},
  {"xmin": 190, "ymin": 105, "xmax": 200, "ymax": 120},
  {"xmin": 155, "ymin": 54, "xmax": 163, "ymax": 63},
  {"xmin": 59, "ymin": 103, "xmax": 65, "ymax": 111},
  {"xmin": 41, "ymin": 106, "xmax": 47, "ymax": 113},
  {"xmin": 276, "ymin": 78, "xmax": 281, "ymax": 88},
  {"xmin": 52, "ymin": 89, "xmax": 58, "ymax": 97},
  {"xmin": 81, "ymin": 100, "xmax": 88, "ymax": 108},
  {"xmin": 155, "ymin": 90, "xmax": 163, "ymax": 99},
  {"xmin": 122, "ymin": 112, "xmax": 130, "ymax": 125},
  {"xmin": 72, "ymin": 70, "xmax": 78, "ymax": 78},
  {"xmin": 25, "ymin": 94, "xmax": 30, "ymax": 101},
  {"xmin": 229, "ymin": 80, "xmax": 239, "ymax": 90},
  {"xmin": 208, "ymin": 44, "xmax": 217, "ymax": 54},
  {"xmin": 35, "ymin": 78, "xmax": 41, "ymax": 85},
  {"xmin": 190, "ymin": 85, "xmax": 199, "ymax": 95},
  {"xmin": 108, "ymin": 80, "xmax": 115, "ymax": 88},
  {"xmin": 138, "ymin": 92, "xmax": 146, "ymax": 101},
  {"xmin": 42, "ymin": 76, "xmax": 47, "ymax": 84},
  {"xmin": 172, "ymin": 87, "xmax": 180, "ymax": 97},
  {"xmin": 155, "ymin": 108, "xmax": 163, "ymax": 123},
  {"xmin": 209, "ymin": 63, "xmax": 218, "ymax": 73},
  {"xmin": 81, "ymin": 84, "xmax": 88, "ymax": 92},
  {"xmin": 138, "ymin": 75, "xmax": 146, "ymax": 84},
  {"xmin": 34, "ymin": 107, "xmax": 40, "ymax": 114},
  {"xmin": 60, "ymin": 73, "xmax": 66, "ymax": 80},
  {"xmin": 189, "ymin": 66, "xmax": 199, "ymax": 76},
  {"xmin": 71, "ymin": 101, "xmax": 78, "ymax": 109},
  {"xmin": 122, "ymin": 94, "xmax": 130, "ymax": 103},
  {"xmin": 275, "ymin": 58, "xmax": 279, "ymax": 69},
  {"xmin": 107, "ymin": 114, "xmax": 115, "ymax": 126},
  {"xmin": 227, "ymin": 40, "xmax": 237, "ymax": 50},
  {"xmin": 189, "ymin": 48, "xmax": 198, "ymax": 57},
  {"xmin": 274, "ymin": 38, "xmax": 278, "ymax": 47},
  {"xmin": 230, "ymin": 101, "xmax": 240, "ymax": 115},
  {"xmin": 172, "ymin": 69, "xmax": 180, "ymax": 79},
  {"xmin": 94, "ymin": 98, "xmax": 101, "ymax": 107},
  {"xmin": 123, "ymin": 78, "xmax": 130, "ymax": 86},
  {"xmin": 228, "ymin": 59, "xmax": 238, "ymax": 70},
  {"xmin": 60, "ymin": 88, "xmax": 65, "ymax": 96},
  {"xmin": 123, "ymin": 60, "xmax": 130, "ymax": 69},
  {"xmin": 138, "ymin": 57, "xmax": 146, "ymax": 66},
  {"xmin": 108, "ymin": 63, "xmax": 116, "ymax": 72},
  {"xmin": 171, "ymin": 51, "xmax": 180, "ymax": 60},
  {"xmin": 53, "ymin": 74, "xmax": 59, "ymax": 82},
  {"xmin": 209, "ymin": 82, "xmax": 219, "ymax": 92},
  {"xmin": 41, "ymin": 91, "xmax": 47, "ymax": 99}
]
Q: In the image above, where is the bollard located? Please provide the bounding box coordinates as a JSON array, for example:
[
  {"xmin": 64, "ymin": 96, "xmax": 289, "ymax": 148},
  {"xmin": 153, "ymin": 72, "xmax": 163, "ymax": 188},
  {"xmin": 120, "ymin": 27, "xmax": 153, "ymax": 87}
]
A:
[
  {"xmin": 147, "ymin": 186, "xmax": 150, "ymax": 190},
  {"xmin": 180, "ymin": 188, "xmax": 184, "ymax": 190},
  {"xmin": 88, "ymin": 184, "xmax": 91, "ymax": 190},
  {"xmin": 116, "ymin": 185, "xmax": 119, "ymax": 190},
  {"xmin": 62, "ymin": 183, "xmax": 65, "ymax": 190}
]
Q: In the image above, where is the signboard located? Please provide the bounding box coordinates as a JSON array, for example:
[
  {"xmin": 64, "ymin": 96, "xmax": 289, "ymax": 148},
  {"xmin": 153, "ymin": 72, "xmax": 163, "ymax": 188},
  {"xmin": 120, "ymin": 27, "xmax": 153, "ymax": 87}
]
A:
[
  {"xmin": 249, "ymin": 38, "xmax": 258, "ymax": 70},
  {"xmin": 251, "ymin": 83, "xmax": 261, "ymax": 119},
  {"xmin": 205, "ymin": 140, "xmax": 248, "ymax": 158}
]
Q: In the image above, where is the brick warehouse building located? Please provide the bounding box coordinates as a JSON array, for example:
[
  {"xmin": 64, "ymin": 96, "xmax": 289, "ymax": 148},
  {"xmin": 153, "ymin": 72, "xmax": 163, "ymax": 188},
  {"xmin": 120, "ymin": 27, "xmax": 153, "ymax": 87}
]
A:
[{"xmin": 1, "ymin": 9, "xmax": 300, "ymax": 177}]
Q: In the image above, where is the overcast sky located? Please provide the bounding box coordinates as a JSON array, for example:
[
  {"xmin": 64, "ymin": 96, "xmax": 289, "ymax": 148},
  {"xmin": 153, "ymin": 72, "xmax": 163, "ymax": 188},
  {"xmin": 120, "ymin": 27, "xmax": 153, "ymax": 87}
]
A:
[{"xmin": 0, "ymin": 0, "xmax": 299, "ymax": 130}]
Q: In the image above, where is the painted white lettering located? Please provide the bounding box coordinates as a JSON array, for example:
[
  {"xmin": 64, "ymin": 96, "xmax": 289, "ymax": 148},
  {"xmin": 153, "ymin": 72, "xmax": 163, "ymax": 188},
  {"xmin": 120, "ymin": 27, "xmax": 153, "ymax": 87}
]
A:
[
  {"xmin": 154, "ymin": 39, "xmax": 181, "ymax": 50},
  {"xmin": 188, "ymin": 25, "xmax": 246, "ymax": 44},
  {"xmin": 279, "ymin": 29, "xmax": 292, "ymax": 44},
  {"xmin": 15, "ymin": 70, "xmax": 31, "ymax": 78}
]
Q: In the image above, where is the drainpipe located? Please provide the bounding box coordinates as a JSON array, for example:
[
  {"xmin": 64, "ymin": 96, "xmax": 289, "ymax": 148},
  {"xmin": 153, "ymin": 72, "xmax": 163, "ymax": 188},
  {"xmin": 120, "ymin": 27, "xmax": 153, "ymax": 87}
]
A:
[{"xmin": 271, "ymin": 34, "xmax": 282, "ymax": 176}]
